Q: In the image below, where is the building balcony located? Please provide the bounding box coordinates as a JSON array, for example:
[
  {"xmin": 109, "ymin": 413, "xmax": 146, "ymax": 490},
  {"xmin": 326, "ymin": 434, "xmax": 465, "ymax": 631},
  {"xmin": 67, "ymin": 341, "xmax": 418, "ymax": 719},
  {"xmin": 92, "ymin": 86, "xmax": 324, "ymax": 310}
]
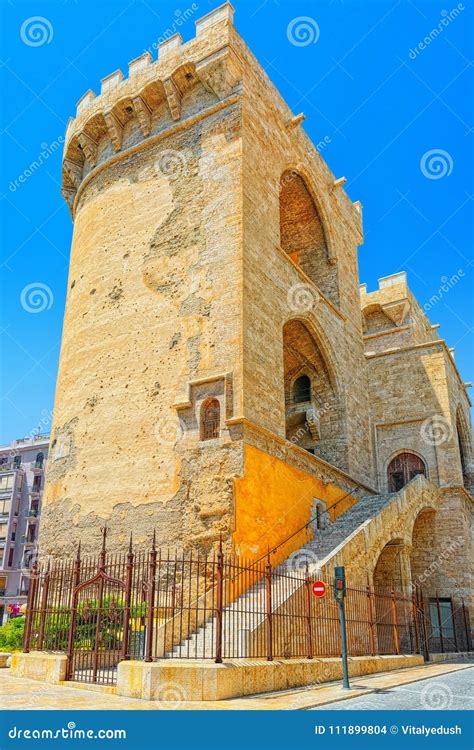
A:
[
  {"xmin": 27, "ymin": 508, "xmax": 39, "ymax": 517},
  {"xmin": 0, "ymin": 463, "xmax": 19, "ymax": 473},
  {"xmin": 285, "ymin": 400, "xmax": 321, "ymax": 441}
]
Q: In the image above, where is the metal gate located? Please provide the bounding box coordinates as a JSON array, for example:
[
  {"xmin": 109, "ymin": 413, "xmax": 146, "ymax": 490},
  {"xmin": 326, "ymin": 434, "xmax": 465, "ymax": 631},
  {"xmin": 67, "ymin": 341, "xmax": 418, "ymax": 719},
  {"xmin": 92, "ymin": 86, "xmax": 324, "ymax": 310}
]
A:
[{"xmin": 65, "ymin": 531, "xmax": 133, "ymax": 686}]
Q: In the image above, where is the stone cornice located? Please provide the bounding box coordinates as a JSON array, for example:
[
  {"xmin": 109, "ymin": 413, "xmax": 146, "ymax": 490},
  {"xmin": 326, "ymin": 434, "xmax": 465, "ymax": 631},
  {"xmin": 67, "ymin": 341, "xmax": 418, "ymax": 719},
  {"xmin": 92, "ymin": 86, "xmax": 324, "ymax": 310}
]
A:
[
  {"xmin": 61, "ymin": 6, "xmax": 243, "ymax": 216},
  {"xmin": 71, "ymin": 93, "xmax": 240, "ymax": 214},
  {"xmin": 363, "ymin": 325, "xmax": 411, "ymax": 340},
  {"xmin": 226, "ymin": 415, "xmax": 377, "ymax": 494}
]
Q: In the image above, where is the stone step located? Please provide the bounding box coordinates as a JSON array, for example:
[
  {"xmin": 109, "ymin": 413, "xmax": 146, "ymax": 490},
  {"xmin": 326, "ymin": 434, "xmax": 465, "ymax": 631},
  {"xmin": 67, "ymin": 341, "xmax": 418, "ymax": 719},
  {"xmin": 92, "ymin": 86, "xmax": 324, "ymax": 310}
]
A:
[{"xmin": 166, "ymin": 491, "xmax": 400, "ymax": 657}]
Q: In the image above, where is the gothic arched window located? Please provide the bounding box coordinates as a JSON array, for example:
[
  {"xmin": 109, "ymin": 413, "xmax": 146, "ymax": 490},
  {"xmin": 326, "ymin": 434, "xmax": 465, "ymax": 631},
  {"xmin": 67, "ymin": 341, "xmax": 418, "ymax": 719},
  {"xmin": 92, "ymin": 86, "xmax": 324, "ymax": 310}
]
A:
[
  {"xmin": 293, "ymin": 375, "xmax": 311, "ymax": 403},
  {"xmin": 201, "ymin": 399, "xmax": 220, "ymax": 441},
  {"xmin": 387, "ymin": 452, "xmax": 426, "ymax": 492},
  {"xmin": 35, "ymin": 452, "xmax": 44, "ymax": 468}
]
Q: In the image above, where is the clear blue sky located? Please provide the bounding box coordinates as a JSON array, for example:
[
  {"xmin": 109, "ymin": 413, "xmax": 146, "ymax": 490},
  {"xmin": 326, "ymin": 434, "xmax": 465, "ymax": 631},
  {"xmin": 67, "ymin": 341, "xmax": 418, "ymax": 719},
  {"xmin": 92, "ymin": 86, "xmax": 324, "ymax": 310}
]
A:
[{"xmin": 0, "ymin": 0, "xmax": 472, "ymax": 444}]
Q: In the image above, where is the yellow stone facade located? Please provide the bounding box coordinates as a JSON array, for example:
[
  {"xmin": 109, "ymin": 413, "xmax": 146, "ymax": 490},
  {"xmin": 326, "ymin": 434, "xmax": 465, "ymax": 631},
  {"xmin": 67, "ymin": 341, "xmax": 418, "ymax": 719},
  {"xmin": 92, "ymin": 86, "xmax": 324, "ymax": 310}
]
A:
[{"xmin": 41, "ymin": 4, "xmax": 472, "ymax": 607}]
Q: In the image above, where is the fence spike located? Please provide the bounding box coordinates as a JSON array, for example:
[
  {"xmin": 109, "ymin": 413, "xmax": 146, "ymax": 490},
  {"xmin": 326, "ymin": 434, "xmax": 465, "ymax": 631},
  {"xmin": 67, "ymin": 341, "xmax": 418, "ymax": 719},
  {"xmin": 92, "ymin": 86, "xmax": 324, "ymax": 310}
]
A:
[{"xmin": 101, "ymin": 525, "xmax": 108, "ymax": 552}]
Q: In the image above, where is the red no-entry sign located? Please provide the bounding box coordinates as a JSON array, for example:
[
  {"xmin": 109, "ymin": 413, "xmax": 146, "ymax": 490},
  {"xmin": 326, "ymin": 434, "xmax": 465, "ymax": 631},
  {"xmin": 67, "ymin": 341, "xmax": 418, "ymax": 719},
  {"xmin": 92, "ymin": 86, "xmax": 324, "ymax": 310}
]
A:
[{"xmin": 312, "ymin": 581, "xmax": 326, "ymax": 598}]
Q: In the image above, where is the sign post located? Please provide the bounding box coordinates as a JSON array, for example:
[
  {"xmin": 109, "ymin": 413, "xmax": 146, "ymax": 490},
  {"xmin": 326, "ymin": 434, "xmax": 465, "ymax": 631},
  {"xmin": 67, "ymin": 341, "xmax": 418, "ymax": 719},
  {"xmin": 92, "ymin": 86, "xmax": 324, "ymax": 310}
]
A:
[{"xmin": 334, "ymin": 566, "xmax": 350, "ymax": 690}]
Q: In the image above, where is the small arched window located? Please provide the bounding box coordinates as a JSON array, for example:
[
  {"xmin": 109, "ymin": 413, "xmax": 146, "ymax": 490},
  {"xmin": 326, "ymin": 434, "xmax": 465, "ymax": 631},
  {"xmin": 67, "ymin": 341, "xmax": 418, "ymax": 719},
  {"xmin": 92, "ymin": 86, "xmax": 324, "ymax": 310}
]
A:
[
  {"xmin": 35, "ymin": 452, "xmax": 44, "ymax": 468},
  {"xmin": 201, "ymin": 399, "xmax": 220, "ymax": 441},
  {"xmin": 293, "ymin": 375, "xmax": 311, "ymax": 403},
  {"xmin": 387, "ymin": 452, "xmax": 426, "ymax": 492}
]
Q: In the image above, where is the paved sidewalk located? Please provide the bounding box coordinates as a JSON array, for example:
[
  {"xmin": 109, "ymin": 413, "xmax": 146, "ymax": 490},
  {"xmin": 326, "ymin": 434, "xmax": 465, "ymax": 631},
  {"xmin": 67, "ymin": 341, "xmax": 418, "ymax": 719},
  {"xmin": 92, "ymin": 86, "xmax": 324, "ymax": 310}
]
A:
[
  {"xmin": 313, "ymin": 660, "xmax": 474, "ymax": 710},
  {"xmin": 1, "ymin": 659, "xmax": 473, "ymax": 711}
]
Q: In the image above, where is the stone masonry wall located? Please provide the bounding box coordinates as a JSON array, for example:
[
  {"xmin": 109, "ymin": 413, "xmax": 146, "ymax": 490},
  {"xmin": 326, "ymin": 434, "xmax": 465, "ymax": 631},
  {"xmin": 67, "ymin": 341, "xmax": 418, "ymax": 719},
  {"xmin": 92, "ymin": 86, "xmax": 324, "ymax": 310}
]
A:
[
  {"xmin": 43, "ymin": 35, "xmax": 245, "ymax": 555},
  {"xmin": 235, "ymin": 28, "xmax": 372, "ymax": 487}
]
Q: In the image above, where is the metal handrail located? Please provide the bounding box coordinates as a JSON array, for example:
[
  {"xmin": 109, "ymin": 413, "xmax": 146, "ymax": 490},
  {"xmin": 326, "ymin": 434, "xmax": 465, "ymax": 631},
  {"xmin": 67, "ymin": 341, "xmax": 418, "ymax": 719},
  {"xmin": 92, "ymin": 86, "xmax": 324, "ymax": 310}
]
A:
[{"xmin": 236, "ymin": 486, "xmax": 364, "ymax": 575}]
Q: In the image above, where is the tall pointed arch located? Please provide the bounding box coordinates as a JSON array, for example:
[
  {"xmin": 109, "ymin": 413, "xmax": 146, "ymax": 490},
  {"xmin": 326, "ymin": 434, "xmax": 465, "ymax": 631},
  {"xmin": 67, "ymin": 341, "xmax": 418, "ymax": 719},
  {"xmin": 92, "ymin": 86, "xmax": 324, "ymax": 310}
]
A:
[
  {"xmin": 283, "ymin": 318, "xmax": 348, "ymax": 469},
  {"xmin": 279, "ymin": 170, "xmax": 339, "ymax": 305}
]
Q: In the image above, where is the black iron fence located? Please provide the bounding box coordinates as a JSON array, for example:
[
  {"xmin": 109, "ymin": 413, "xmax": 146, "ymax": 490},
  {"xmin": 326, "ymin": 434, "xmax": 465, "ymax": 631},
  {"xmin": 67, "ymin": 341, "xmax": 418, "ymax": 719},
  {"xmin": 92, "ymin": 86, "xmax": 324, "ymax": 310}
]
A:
[{"xmin": 23, "ymin": 531, "xmax": 472, "ymax": 686}]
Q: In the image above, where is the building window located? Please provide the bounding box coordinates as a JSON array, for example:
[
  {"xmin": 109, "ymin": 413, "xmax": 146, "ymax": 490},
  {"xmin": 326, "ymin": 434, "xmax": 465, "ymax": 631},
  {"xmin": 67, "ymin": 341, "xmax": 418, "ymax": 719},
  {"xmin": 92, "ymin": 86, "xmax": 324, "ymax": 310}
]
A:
[
  {"xmin": 0, "ymin": 475, "xmax": 13, "ymax": 492},
  {"xmin": 35, "ymin": 452, "xmax": 44, "ymax": 468},
  {"xmin": 13, "ymin": 456, "xmax": 21, "ymax": 469},
  {"xmin": 7, "ymin": 548, "xmax": 14, "ymax": 567},
  {"xmin": 387, "ymin": 452, "xmax": 426, "ymax": 492},
  {"xmin": 201, "ymin": 399, "xmax": 220, "ymax": 441},
  {"xmin": 32, "ymin": 475, "xmax": 42, "ymax": 493},
  {"xmin": 293, "ymin": 375, "xmax": 311, "ymax": 403},
  {"xmin": 0, "ymin": 499, "xmax": 11, "ymax": 516},
  {"xmin": 429, "ymin": 598, "xmax": 455, "ymax": 646}
]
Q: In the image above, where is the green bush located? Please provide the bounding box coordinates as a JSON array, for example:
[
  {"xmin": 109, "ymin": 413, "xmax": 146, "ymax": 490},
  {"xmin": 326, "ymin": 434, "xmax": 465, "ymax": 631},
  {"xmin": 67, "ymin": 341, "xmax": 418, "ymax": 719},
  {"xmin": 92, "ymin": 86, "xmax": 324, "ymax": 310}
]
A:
[{"xmin": 0, "ymin": 615, "xmax": 25, "ymax": 652}]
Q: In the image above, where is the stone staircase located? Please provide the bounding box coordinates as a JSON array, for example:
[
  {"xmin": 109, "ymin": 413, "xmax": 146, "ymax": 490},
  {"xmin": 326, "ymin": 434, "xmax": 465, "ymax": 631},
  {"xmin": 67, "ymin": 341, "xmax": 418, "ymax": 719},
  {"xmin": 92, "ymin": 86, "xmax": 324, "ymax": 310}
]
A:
[
  {"xmin": 167, "ymin": 491, "xmax": 398, "ymax": 659},
  {"xmin": 283, "ymin": 491, "xmax": 396, "ymax": 572}
]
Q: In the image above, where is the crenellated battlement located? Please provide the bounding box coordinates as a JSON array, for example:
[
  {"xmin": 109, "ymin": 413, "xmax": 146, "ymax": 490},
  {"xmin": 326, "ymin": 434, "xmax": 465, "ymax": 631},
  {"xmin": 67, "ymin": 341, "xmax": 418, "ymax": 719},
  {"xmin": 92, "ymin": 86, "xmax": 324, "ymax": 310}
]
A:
[{"xmin": 61, "ymin": 2, "xmax": 240, "ymax": 213}]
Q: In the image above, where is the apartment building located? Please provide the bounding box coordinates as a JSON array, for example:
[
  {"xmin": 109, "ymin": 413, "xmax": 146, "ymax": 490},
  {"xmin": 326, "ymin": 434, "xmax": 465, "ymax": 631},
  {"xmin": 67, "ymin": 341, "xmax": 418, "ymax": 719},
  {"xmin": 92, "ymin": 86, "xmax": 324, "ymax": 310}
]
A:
[{"xmin": 0, "ymin": 435, "xmax": 49, "ymax": 624}]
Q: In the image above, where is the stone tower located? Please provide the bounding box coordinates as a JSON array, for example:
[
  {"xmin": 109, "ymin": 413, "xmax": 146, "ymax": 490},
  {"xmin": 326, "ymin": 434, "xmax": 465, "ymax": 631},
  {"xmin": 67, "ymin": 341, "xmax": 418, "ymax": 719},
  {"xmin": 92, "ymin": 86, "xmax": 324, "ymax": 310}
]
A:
[
  {"xmin": 42, "ymin": 1, "xmax": 472, "ymax": 607},
  {"xmin": 42, "ymin": 3, "xmax": 370, "ymax": 556}
]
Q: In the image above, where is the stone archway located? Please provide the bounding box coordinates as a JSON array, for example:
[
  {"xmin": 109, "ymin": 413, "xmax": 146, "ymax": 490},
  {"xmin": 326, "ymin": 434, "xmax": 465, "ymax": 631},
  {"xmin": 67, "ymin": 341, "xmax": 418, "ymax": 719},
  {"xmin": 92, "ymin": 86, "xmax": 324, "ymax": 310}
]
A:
[
  {"xmin": 283, "ymin": 318, "xmax": 348, "ymax": 469},
  {"xmin": 372, "ymin": 538, "xmax": 413, "ymax": 654},
  {"xmin": 279, "ymin": 170, "xmax": 339, "ymax": 304},
  {"xmin": 456, "ymin": 405, "xmax": 473, "ymax": 491},
  {"xmin": 410, "ymin": 507, "xmax": 438, "ymax": 597},
  {"xmin": 373, "ymin": 538, "xmax": 412, "ymax": 593}
]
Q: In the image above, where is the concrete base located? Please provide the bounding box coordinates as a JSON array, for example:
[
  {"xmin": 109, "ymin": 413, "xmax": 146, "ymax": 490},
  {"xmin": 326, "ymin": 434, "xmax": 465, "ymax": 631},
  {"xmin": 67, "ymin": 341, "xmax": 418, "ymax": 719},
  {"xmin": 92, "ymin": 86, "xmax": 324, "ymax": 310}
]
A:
[
  {"xmin": 428, "ymin": 651, "xmax": 474, "ymax": 663},
  {"xmin": 11, "ymin": 652, "xmax": 426, "ymax": 701},
  {"xmin": 117, "ymin": 655, "xmax": 424, "ymax": 701},
  {"xmin": 0, "ymin": 653, "xmax": 11, "ymax": 668},
  {"xmin": 11, "ymin": 652, "xmax": 67, "ymax": 684}
]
